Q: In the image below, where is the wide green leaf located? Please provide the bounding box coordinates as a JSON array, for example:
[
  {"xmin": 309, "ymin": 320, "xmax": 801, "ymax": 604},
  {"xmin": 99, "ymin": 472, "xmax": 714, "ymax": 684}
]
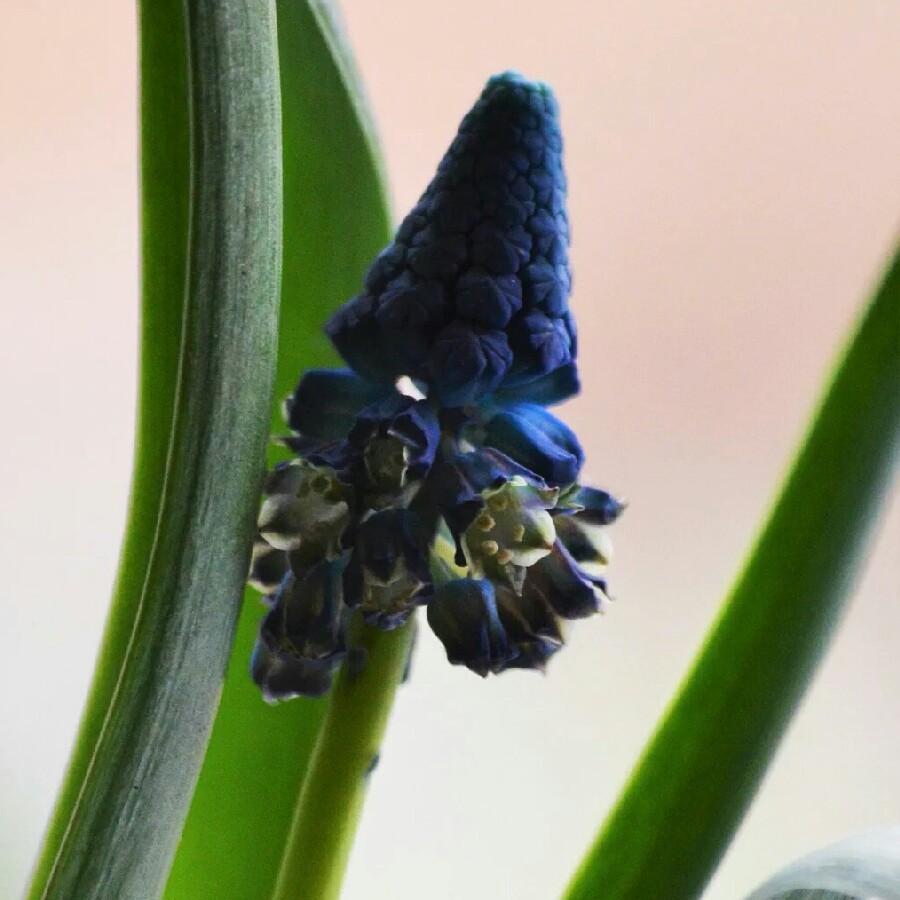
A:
[
  {"xmin": 163, "ymin": 3, "xmax": 392, "ymax": 898},
  {"xmin": 27, "ymin": 1, "xmax": 283, "ymax": 897},
  {"xmin": 563, "ymin": 244, "xmax": 900, "ymax": 900}
]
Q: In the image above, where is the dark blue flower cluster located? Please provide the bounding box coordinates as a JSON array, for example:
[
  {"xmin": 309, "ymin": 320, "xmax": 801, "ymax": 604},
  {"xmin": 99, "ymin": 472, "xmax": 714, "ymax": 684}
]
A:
[
  {"xmin": 326, "ymin": 71, "xmax": 575, "ymax": 406},
  {"xmin": 249, "ymin": 72, "xmax": 623, "ymax": 701}
]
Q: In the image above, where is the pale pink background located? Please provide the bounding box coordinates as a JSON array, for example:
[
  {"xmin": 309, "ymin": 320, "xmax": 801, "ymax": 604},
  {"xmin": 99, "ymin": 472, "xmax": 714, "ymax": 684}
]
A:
[{"xmin": 1, "ymin": 2, "xmax": 898, "ymax": 899}]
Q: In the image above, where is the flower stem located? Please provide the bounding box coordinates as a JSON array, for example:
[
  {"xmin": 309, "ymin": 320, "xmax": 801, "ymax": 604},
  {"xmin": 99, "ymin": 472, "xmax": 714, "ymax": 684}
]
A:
[{"xmin": 272, "ymin": 617, "xmax": 415, "ymax": 900}]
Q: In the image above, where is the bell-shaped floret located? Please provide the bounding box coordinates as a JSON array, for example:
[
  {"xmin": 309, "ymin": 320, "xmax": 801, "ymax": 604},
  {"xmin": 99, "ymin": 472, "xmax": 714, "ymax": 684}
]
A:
[
  {"xmin": 284, "ymin": 368, "xmax": 393, "ymax": 440},
  {"xmin": 495, "ymin": 585, "xmax": 565, "ymax": 672},
  {"xmin": 492, "ymin": 361, "xmax": 579, "ymax": 408},
  {"xmin": 257, "ymin": 459, "xmax": 351, "ymax": 556},
  {"xmin": 278, "ymin": 561, "xmax": 348, "ymax": 660},
  {"xmin": 426, "ymin": 578, "xmax": 515, "ymax": 676},
  {"xmin": 250, "ymin": 642, "xmax": 337, "ymax": 702},
  {"xmin": 522, "ymin": 539, "xmax": 610, "ymax": 620},
  {"xmin": 347, "ymin": 395, "xmax": 441, "ymax": 500},
  {"xmin": 250, "ymin": 559, "xmax": 348, "ymax": 701},
  {"xmin": 553, "ymin": 513, "xmax": 613, "ymax": 581},
  {"xmin": 463, "ymin": 475, "xmax": 558, "ymax": 591},
  {"xmin": 556, "ymin": 484, "xmax": 626, "ymax": 525},
  {"xmin": 483, "ymin": 402, "xmax": 584, "ymax": 485},
  {"xmin": 431, "ymin": 448, "xmax": 555, "ymax": 566},
  {"xmin": 344, "ymin": 509, "xmax": 434, "ymax": 630}
]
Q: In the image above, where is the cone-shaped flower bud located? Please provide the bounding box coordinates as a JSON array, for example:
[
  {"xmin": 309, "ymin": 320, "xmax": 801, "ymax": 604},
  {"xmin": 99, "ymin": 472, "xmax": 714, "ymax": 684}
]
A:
[
  {"xmin": 505, "ymin": 311, "xmax": 574, "ymax": 388},
  {"xmin": 482, "ymin": 402, "xmax": 584, "ymax": 485},
  {"xmin": 455, "ymin": 270, "xmax": 522, "ymax": 328},
  {"xmin": 323, "ymin": 293, "xmax": 397, "ymax": 385},
  {"xmin": 344, "ymin": 509, "xmax": 433, "ymax": 629},
  {"xmin": 325, "ymin": 71, "xmax": 575, "ymax": 406},
  {"xmin": 427, "ymin": 578, "xmax": 515, "ymax": 676},
  {"xmin": 257, "ymin": 459, "xmax": 351, "ymax": 555},
  {"xmin": 250, "ymin": 559, "xmax": 348, "ymax": 701},
  {"xmin": 429, "ymin": 322, "xmax": 513, "ymax": 407}
]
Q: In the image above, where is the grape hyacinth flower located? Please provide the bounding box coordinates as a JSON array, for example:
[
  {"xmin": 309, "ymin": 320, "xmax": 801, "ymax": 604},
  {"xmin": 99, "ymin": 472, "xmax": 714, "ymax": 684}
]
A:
[{"xmin": 249, "ymin": 72, "xmax": 624, "ymax": 700}]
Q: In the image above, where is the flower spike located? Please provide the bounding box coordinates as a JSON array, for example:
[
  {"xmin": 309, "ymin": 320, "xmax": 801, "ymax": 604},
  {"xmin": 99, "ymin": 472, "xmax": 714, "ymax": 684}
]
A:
[{"xmin": 248, "ymin": 73, "xmax": 623, "ymax": 698}]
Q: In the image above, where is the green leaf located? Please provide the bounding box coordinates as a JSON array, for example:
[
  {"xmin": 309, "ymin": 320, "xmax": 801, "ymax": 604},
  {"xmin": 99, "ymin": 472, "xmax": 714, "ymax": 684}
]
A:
[
  {"xmin": 563, "ymin": 244, "xmax": 900, "ymax": 900},
  {"xmin": 745, "ymin": 828, "xmax": 900, "ymax": 900},
  {"xmin": 163, "ymin": 3, "xmax": 392, "ymax": 899},
  {"xmin": 26, "ymin": 2, "xmax": 283, "ymax": 898}
]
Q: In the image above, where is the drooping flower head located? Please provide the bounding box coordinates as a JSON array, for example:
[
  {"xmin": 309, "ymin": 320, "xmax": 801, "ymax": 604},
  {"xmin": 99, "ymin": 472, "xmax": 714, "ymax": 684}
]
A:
[{"xmin": 248, "ymin": 72, "xmax": 624, "ymax": 700}]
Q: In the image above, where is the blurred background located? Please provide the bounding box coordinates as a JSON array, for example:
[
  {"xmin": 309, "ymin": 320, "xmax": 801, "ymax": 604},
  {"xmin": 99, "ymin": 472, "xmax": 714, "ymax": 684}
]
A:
[{"xmin": 1, "ymin": 2, "xmax": 898, "ymax": 898}]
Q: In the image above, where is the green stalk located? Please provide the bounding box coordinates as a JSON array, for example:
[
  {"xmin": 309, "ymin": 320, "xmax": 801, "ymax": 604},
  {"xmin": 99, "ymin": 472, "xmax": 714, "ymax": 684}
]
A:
[
  {"xmin": 562, "ymin": 243, "xmax": 900, "ymax": 900},
  {"xmin": 271, "ymin": 619, "xmax": 415, "ymax": 900},
  {"xmin": 26, "ymin": 2, "xmax": 282, "ymax": 898}
]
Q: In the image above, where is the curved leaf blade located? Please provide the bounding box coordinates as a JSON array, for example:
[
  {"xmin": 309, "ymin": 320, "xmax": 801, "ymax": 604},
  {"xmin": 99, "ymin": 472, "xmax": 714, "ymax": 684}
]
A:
[
  {"xmin": 26, "ymin": 1, "xmax": 283, "ymax": 898},
  {"xmin": 563, "ymin": 244, "xmax": 900, "ymax": 900},
  {"xmin": 745, "ymin": 828, "xmax": 900, "ymax": 900},
  {"xmin": 25, "ymin": 2, "xmax": 190, "ymax": 895},
  {"xmin": 163, "ymin": 3, "xmax": 391, "ymax": 898}
]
